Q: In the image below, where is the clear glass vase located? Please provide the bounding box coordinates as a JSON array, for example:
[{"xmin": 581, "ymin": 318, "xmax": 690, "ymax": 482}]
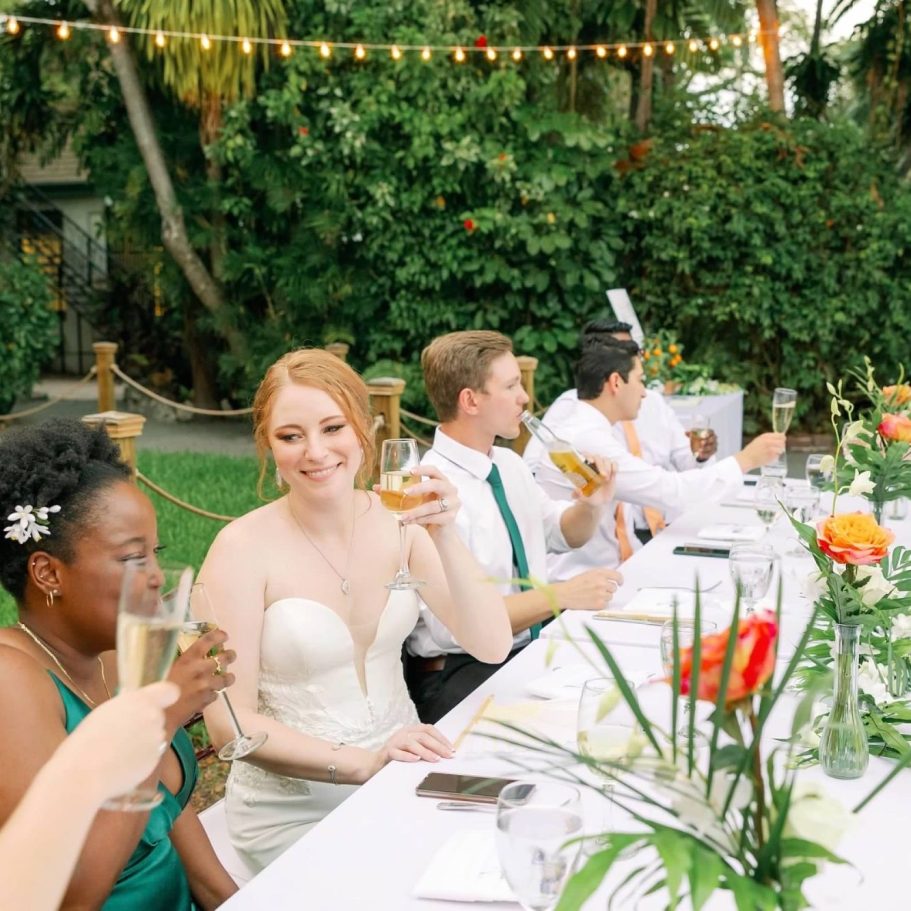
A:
[{"xmin": 819, "ymin": 623, "xmax": 869, "ymax": 780}]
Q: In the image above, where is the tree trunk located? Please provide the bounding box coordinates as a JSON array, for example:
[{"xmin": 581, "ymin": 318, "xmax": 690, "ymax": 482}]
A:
[
  {"xmin": 87, "ymin": 0, "xmax": 248, "ymax": 365},
  {"xmin": 756, "ymin": 0, "xmax": 786, "ymax": 112},
  {"xmin": 183, "ymin": 303, "xmax": 220, "ymax": 409},
  {"xmin": 635, "ymin": 0, "xmax": 658, "ymax": 131}
]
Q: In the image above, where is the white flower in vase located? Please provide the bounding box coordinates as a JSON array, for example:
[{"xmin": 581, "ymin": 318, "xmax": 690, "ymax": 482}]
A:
[
  {"xmin": 847, "ymin": 470, "xmax": 876, "ymax": 498},
  {"xmin": 784, "ymin": 781, "xmax": 852, "ymax": 856},
  {"xmin": 855, "ymin": 564, "xmax": 897, "ymax": 608},
  {"xmin": 857, "ymin": 659, "xmax": 891, "ymax": 706},
  {"xmin": 891, "ymin": 614, "xmax": 911, "ymax": 640}
]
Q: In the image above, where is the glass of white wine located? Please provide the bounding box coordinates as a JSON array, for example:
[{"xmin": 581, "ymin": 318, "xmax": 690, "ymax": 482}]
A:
[
  {"xmin": 103, "ymin": 561, "xmax": 189, "ymax": 811},
  {"xmin": 770, "ymin": 387, "xmax": 797, "ymax": 476},
  {"xmin": 379, "ymin": 438, "xmax": 429, "ymax": 590},
  {"xmin": 186, "ymin": 584, "xmax": 268, "ymax": 761}
]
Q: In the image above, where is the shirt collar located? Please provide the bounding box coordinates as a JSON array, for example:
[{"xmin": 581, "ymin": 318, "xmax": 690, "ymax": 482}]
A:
[{"xmin": 432, "ymin": 427, "xmax": 493, "ymax": 481}]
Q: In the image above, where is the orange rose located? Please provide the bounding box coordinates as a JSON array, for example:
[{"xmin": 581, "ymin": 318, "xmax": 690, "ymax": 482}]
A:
[
  {"xmin": 676, "ymin": 610, "xmax": 777, "ymax": 705},
  {"xmin": 816, "ymin": 512, "xmax": 894, "ymax": 566},
  {"xmin": 878, "ymin": 412, "xmax": 911, "ymax": 443},
  {"xmin": 883, "ymin": 385, "xmax": 911, "ymax": 407}
]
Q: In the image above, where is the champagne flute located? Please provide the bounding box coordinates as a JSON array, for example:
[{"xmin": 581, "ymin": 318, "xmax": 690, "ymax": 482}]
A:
[
  {"xmin": 771, "ymin": 387, "xmax": 797, "ymax": 476},
  {"xmin": 805, "ymin": 453, "xmax": 831, "ymax": 490},
  {"xmin": 104, "ymin": 561, "xmax": 187, "ymax": 811},
  {"xmin": 728, "ymin": 543, "xmax": 776, "ymax": 613},
  {"xmin": 187, "ymin": 584, "xmax": 268, "ymax": 761},
  {"xmin": 379, "ymin": 438, "xmax": 429, "ymax": 590},
  {"xmin": 495, "ymin": 781, "xmax": 583, "ymax": 911}
]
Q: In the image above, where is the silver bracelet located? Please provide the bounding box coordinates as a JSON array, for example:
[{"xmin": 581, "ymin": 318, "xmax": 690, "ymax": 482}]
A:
[{"xmin": 328, "ymin": 741, "xmax": 344, "ymax": 785}]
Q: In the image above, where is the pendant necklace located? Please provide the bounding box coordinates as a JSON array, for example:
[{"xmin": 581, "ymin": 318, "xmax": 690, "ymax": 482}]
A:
[
  {"xmin": 17, "ymin": 621, "xmax": 111, "ymax": 708},
  {"xmin": 289, "ymin": 500, "xmax": 357, "ymax": 596}
]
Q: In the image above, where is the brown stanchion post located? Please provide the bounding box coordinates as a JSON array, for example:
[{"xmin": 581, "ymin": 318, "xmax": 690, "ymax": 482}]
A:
[
  {"xmin": 81, "ymin": 412, "xmax": 146, "ymax": 478},
  {"xmin": 93, "ymin": 342, "xmax": 118, "ymax": 412},
  {"xmin": 367, "ymin": 377, "xmax": 406, "ymax": 479},
  {"xmin": 325, "ymin": 343, "xmax": 350, "ymax": 362},
  {"xmin": 513, "ymin": 355, "xmax": 539, "ymax": 455}
]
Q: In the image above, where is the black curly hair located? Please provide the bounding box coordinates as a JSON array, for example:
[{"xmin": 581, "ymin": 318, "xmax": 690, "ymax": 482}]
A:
[{"xmin": 0, "ymin": 418, "xmax": 132, "ymax": 602}]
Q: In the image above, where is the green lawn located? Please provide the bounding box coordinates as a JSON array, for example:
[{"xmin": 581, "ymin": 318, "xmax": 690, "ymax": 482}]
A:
[{"xmin": 0, "ymin": 450, "xmax": 271, "ymax": 626}]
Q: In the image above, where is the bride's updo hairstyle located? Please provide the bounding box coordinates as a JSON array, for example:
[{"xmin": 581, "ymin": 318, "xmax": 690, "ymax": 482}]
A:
[
  {"xmin": 252, "ymin": 348, "xmax": 376, "ymax": 492},
  {"xmin": 0, "ymin": 419, "xmax": 131, "ymax": 601}
]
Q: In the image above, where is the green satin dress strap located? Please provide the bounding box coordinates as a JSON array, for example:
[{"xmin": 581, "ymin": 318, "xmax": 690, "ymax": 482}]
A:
[{"xmin": 49, "ymin": 673, "xmax": 198, "ymax": 911}]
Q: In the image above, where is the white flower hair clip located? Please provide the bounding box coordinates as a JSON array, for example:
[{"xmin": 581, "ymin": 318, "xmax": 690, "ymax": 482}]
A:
[{"xmin": 4, "ymin": 504, "xmax": 62, "ymax": 545}]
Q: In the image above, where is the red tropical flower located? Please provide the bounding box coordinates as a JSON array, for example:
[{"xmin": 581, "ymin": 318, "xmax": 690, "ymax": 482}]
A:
[
  {"xmin": 474, "ymin": 35, "xmax": 488, "ymax": 48},
  {"xmin": 463, "ymin": 218, "xmax": 476, "ymax": 232}
]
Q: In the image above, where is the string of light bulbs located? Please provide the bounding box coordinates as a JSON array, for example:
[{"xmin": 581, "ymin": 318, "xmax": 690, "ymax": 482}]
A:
[{"xmin": 0, "ymin": 12, "xmax": 775, "ymax": 61}]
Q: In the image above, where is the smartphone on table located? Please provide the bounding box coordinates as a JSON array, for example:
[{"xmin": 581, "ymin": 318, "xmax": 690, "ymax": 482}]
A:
[
  {"xmin": 415, "ymin": 773, "xmax": 534, "ymax": 805},
  {"xmin": 672, "ymin": 544, "xmax": 731, "ymax": 559}
]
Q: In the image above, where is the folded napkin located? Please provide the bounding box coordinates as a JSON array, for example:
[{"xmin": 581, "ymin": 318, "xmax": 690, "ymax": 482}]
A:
[
  {"xmin": 413, "ymin": 830, "xmax": 515, "ymax": 903},
  {"xmin": 697, "ymin": 523, "xmax": 765, "ymax": 543},
  {"xmin": 524, "ymin": 665, "xmax": 600, "ymax": 700},
  {"xmin": 607, "ymin": 587, "xmax": 708, "ymax": 620}
]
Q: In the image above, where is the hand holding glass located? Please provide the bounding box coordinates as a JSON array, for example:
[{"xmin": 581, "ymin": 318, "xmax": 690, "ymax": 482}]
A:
[
  {"xmin": 187, "ymin": 584, "xmax": 268, "ymax": 761},
  {"xmin": 495, "ymin": 781, "xmax": 582, "ymax": 911},
  {"xmin": 379, "ymin": 439, "xmax": 430, "ymax": 590},
  {"xmin": 104, "ymin": 562, "xmax": 187, "ymax": 811}
]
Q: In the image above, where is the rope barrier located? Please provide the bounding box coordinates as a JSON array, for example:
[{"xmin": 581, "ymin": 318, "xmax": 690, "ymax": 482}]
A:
[
  {"xmin": 400, "ymin": 421, "xmax": 433, "ymax": 448},
  {"xmin": 372, "ymin": 414, "xmax": 385, "ymax": 433},
  {"xmin": 136, "ymin": 470, "xmax": 239, "ymax": 522},
  {"xmin": 0, "ymin": 367, "xmax": 98, "ymax": 423},
  {"xmin": 111, "ymin": 364, "xmax": 254, "ymax": 417},
  {"xmin": 400, "ymin": 408, "xmax": 438, "ymax": 428}
]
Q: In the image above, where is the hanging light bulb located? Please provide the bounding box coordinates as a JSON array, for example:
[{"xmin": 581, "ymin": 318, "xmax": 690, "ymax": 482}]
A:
[
  {"xmin": 454, "ymin": 46, "xmax": 466, "ymax": 62},
  {"xmin": 566, "ymin": 46, "xmax": 577, "ymax": 60},
  {"xmin": 108, "ymin": 26, "xmax": 121, "ymax": 44},
  {"xmin": 595, "ymin": 45, "xmax": 607, "ymax": 58},
  {"xmin": 200, "ymin": 33, "xmax": 211, "ymax": 51},
  {"xmin": 617, "ymin": 44, "xmax": 628, "ymax": 59},
  {"xmin": 708, "ymin": 36, "xmax": 720, "ymax": 51},
  {"xmin": 688, "ymin": 38, "xmax": 699, "ymax": 52},
  {"xmin": 511, "ymin": 47, "xmax": 522, "ymax": 61},
  {"xmin": 319, "ymin": 42, "xmax": 331, "ymax": 58},
  {"xmin": 6, "ymin": 16, "xmax": 20, "ymax": 35},
  {"xmin": 56, "ymin": 22, "xmax": 71, "ymax": 40},
  {"xmin": 643, "ymin": 43, "xmax": 654, "ymax": 57},
  {"xmin": 664, "ymin": 41, "xmax": 675, "ymax": 55},
  {"xmin": 420, "ymin": 46, "xmax": 431, "ymax": 61},
  {"xmin": 542, "ymin": 46, "xmax": 554, "ymax": 60},
  {"xmin": 731, "ymin": 34, "xmax": 743, "ymax": 47},
  {"xmin": 486, "ymin": 46, "xmax": 497, "ymax": 61},
  {"xmin": 154, "ymin": 31, "xmax": 166, "ymax": 48},
  {"xmin": 354, "ymin": 44, "xmax": 366, "ymax": 60},
  {"xmin": 280, "ymin": 40, "xmax": 292, "ymax": 57}
]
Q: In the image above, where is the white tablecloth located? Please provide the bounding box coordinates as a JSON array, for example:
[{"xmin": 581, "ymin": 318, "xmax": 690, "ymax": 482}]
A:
[
  {"xmin": 666, "ymin": 391, "xmax": 744, "ymax": 460},
  {"xmin": 221, "ymin": 487, "xmax": 910, "ymax": 911}
]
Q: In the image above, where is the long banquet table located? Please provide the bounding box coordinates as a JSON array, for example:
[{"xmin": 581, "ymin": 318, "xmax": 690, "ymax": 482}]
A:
[{"xmin": 221, "ymin": 485, "xmax": 910, "ymax": 910}]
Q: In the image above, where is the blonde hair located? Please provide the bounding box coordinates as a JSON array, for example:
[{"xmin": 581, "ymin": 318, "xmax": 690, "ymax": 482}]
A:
[
  {"xmin": 252, "ymin": 349, "xmax": 375, "ymax": 493},
  {"xmin": 421, "ymin": 331, "xmax": 514, "ymax": 423}
]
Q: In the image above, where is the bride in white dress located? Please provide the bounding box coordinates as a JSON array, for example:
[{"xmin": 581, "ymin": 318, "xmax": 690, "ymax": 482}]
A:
[{"xmin": 198, "ymin": 349, "xmax": 512, "ymax": 871}]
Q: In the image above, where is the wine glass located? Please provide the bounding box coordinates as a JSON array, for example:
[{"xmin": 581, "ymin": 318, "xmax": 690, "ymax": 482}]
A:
[
  {"xmin": 782, "ymin": 485, "xmax": 821, "ymax": 556},
  {"xmin": 770, "ymin": 387, "xmax": 797, "ymax": 476},
  {"xmin": 659, "ymin": 619, "xmax": 718, "ymax": 737},
  {"xmin": 728, "ymin": 543, "xmax": 776, "ymax": 613},
  {"xmin": 805, "ymin": 453, "xmax": 831, "ymax": 490},
  {"xmin": 379, "ymin": 438, "xmax": 428, "ymax": 590},
  {"xmin": 187, "ymin": 584, "xmax": 268, "ymax": 761},
  {"xmin": 754, "ymin": 476, "xmax": 783, "ymax": 537},
  {"xmin": 495, "ymin": 781, "xmax": 583, "ymax": 911},
  {"xmin": 103, "ymin": 561, "xmax": 188, "ymax": 811}
]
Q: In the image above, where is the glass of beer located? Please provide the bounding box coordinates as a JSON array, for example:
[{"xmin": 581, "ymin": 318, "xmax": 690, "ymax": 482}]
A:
[
  {"xmin": 379, "ymin": 438, "xmax": 429, "ymax": 590},
  {"xmin": 104, "ymin": 562, "xmax": 188, "ymax": 811},
  {"xmin": 184, "ymin": 584, "xmax": 268, "ymax": 761}
]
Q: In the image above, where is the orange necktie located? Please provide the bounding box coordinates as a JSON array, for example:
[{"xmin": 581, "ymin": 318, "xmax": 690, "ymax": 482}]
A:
[
  {"xmin": 615, "ymin": 502, "xmax": 635, "ymax": 562},
  {"xmin": 620, "ymin": 421, "xmax": 666, "ymax": 537}
]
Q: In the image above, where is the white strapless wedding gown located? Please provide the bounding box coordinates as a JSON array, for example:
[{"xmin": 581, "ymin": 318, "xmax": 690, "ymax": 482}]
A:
[{"xmin": 225, "ymin": 589, "xmax": 420, "ymax": 870}]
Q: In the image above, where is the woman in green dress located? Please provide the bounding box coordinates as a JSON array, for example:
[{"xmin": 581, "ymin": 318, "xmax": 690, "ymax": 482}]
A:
[{"xmin": 0, "ymin": 419, "xmax": 238, "ymax": 909}]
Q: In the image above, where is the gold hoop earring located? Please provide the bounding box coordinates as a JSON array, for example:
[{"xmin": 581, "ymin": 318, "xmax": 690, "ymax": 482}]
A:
[
  {"xmin": 275, "ymin": 466, "xmax": 285, "ymax": 489},
  {"xmin": 45, "ymin": 590, "xmax": 56, "ymax": 609}
]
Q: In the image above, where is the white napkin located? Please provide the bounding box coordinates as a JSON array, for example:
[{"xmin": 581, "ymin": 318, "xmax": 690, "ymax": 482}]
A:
[
  {"xmin": 615, "ymin": 587, "xmax": 708, "ymax": 619},
  {"xmin": 697, "ymin": 523, "xmax": 765, "ymax": 543},
  {"xmin": 524, "ymin": 665, "xmax": 599, "ymax": 700},
  {"xmin": 412, "ymin": 830, "xmax": 515, "ymax": 903}
]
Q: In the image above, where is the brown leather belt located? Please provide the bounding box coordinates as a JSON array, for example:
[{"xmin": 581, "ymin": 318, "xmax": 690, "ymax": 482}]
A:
[{"xmin": 410, "ymin": 655, "xmax": 446, "ymax": 673}]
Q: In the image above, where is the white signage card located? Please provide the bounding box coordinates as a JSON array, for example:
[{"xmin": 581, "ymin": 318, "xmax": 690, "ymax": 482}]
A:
[{"xmin": 606, "ymin": 288, "xmax": 645, "ymax": 346}]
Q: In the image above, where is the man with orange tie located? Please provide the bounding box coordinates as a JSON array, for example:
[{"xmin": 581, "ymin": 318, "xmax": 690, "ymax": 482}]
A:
[
  {"xmin": 405, "ymin": 330, "xmax": 622, "ymax": 722},
  {"xmin": 523, "ymin": 342, "xmax": 786, "ymax": 578}
]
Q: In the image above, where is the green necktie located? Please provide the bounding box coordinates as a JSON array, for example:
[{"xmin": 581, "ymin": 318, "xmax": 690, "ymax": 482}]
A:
[{"xmin": 486, "ymin": 463, "xmax": 539, "ymax": 640}]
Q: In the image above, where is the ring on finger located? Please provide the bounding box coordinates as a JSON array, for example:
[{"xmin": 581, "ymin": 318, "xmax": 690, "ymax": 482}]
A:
[
  {"xmin": 211, "ymin": 653, "xmax": 223, "ymax": 676},
  {"xmin": 438, "ymin": 497, "xmax": 449, "ymax": 513}
]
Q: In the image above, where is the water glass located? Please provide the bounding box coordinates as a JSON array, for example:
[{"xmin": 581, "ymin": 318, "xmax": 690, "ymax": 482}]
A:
[
  {"xmin": 496, "ymin": 781, "xmax": 582, "ymax": 911},
  {"xmin": 754, "ymin": 477, "xmax": 783, "ymax": 533},
  {"xmin": 805, "ymin": 453, "xmax": 832, "ymax": 490},
  {"xmin": 728, "ymin": 543, "xmax": 776, "ymax": 613}
]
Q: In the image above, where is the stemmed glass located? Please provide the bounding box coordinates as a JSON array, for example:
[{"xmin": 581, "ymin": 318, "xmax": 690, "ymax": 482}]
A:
[
  {"xmin": 805, "ymin": 453, "xmax": 832, "ymax": 490},
  {"xmin": 770, "ymin": 387, "xmax": 797, "ymax": 476},
  {"xmin": 103, "ymin": 561, "xmax": 189, "ymax": 811},
  {"xmin": 728, "ymin": 543, "xmax": 776, "ymax": 613},
  {"xmin": 659, "ymin": 620, "xmax": 718, "ymax": 737},
  {"xmin": 379, "ymin": 438, "xmax": 428, "ymax": 590},
  {"xmin": 782, "ymin": 485, "xmax": 821, "ymax": 556},
  {"xmin": 185, "ymin": 584, "xmax": 268, "ymax": 761},
  {"xmin": 754, "ymin": 476, "xmax": 783, "ymax": 537},
  {"xmin": 495, "ymin": 781, "xmax": 583, "ymax": 911}
]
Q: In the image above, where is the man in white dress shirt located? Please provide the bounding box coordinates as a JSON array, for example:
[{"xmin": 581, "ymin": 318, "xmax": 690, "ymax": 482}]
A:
[
  {"xmin": 405, "ymin": 330, "xmax": 623, "ymax": 722},
  {"xmin": 525, "ymin": 319, "xmax": 719, "ymax": 544},
  {"xmin": 524, "ymin": 342, "xmax": 786, "ymax": 580}
]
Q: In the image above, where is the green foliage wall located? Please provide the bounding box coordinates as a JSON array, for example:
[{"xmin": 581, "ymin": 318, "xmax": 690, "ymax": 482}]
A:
[
  {"xmin": 0, "ymin": 255, "xmax": 56, "ymax": 413},
  {"xmin": 614, "ymin": 114, "xmax": 911, "ymax": 431}
]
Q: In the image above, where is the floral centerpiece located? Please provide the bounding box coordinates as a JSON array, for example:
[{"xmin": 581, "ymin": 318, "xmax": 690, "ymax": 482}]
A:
[
  {"xmin": 827, "ymin": 360, "xmax": 911, "ymax": 523},
  {"xmin": 495, "ymin": 596, "xmax": 910, "ymax": 910}
]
